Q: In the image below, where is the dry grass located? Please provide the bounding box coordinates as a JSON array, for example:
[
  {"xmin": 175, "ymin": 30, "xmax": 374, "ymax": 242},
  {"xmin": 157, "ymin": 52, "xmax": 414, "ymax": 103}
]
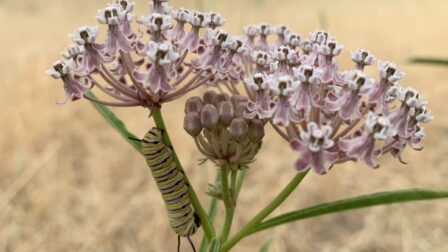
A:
[{"xmin": 1, "ymin": 0, "xmax": 447, "ymax": 251}]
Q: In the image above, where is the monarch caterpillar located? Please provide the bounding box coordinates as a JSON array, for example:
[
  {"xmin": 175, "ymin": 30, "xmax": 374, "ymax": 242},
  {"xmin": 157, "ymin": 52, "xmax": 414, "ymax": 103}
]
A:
[{"xmin": 131, "ymin": 128, "xmax": 200, "ymax": 252}]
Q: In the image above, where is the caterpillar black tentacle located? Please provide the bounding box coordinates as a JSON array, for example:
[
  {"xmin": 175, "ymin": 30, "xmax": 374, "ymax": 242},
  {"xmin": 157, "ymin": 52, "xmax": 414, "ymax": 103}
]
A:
[{"xmin": 138, "ymin": 127, "xmax": 200, "ymax": 252}]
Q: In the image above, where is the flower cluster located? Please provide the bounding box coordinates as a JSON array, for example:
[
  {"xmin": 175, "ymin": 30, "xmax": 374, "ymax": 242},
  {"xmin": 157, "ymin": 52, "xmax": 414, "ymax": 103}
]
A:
[
  {"xmin": 183, "ymin": 91, "xmax": 264, "ymax": 170},
  {"xmin": 48, "ymin": 0, "xmax": 433, "ymax": 176},
  {"xmin": 236, "ymin": 26, "xmax": 432, "ymax": 174},
  {"xmin": 47, "ymin": 0, "xmax": 244, "ymax": 106}
]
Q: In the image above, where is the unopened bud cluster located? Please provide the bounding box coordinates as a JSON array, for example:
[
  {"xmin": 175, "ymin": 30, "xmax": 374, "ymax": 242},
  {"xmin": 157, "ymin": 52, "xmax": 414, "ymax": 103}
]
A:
[{"xmin": 184, "ymin": 91, "xmax": 264, "ymax": 169}]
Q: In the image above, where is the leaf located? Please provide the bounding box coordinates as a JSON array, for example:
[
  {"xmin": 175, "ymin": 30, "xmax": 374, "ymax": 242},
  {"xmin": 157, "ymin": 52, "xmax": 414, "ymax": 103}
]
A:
[
  {"xmin": 259, "ymin": 239, "xmax": 273, "ymax": 252},
  {"xmin": 409, "ymin": 57, "xmax": 448, "ymax": 66},
  {"xmin": 250, "ymin": 188, "xmax": 448, "ymax": 235},
  {"xmin": 85, "ymin": 91, "xmax": 142, "ymax": 153}
]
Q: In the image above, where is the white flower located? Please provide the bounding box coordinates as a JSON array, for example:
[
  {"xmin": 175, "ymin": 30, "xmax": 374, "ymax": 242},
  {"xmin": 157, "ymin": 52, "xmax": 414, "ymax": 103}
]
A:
[
  {"xmin": 69, "ymin": 25, "xmax": 99, "ymax": 46},
  {"xmin": 377, "ymin": 61, "xmax": 405, "ymax": 83},
  {"xmin": 146, "ymin": 41, "xmax": 179, "ymax": 66},
  {"xmin": 244, "ymin": 73, "xmax": 271, "ymax": 91},
  {"xmin": 299, "ymin": 40, "xmax": 312, "ymax": 53},
  {"xmin": 257, "ymin": 23, "xmax": 273, "ymax": 36},
  {"xmin": 309, "ymin": 30, "xmax": 330, "ymax": 45},
  {"xmin": 115, "ymin": 0, "xmax": 135, "ymax": 13},
  {"xmin": 319, "ymin": 39, "xmax": 343, "ymax": 57},
  {"xmin": 244, "ymin": 25, "xmax": 260, "ymax": 37},
  {"xmin": 172, "ymin": 8, "xmax": 190, "ymax": 22},
  {"xmin": 61, "ymin": 45, "xmax": 84, "ymax": 59},
  {"xmin": 251, "ymin": 51, "xmax": 271, "ymax": 67},
  {"xmin": 365, "ymin": 112, "xmax": 397, "ymax": 140},
  {"xmin": 208, "ymin": 12, "xmax": 225, "ymax": 27},
  {"xmin": 97, "ymin": 5, "xmax": 126, "ymax": 25},
  {"xmin": 189, "ymin": 12, "xmax": 210, "ymax": 27},
  {"xmin": 345, "ymin": 70, "xmax": 374, "ymax": 91},
  {"xmin": 274, "ymin": 25, "xmax": 290, "ymax": 36},
  {"xmin": 300, "ymin": 122, "xmax": 334, "ymax": 152},
  {"xmin": 138, "ymin": 13, "xmax": 172, "ymax": 32},
  {"xmin": 293, "ymin": 65, "xmax": 323, "ymax": 85},
  {"xmin": 270, "ymin": 75, "xmax": 298, "ymax": 96},
  {"xmin": 46, "ymin": 60, "xmax": 73, "ymax": 79},
  {"xmin": 413, "ymin": 106, "xmax": 433, "ymax": 123},
  {"xmin": 351, "ymin": 49, "xmax": 375, "ymax": 66},
  {"xmin": 286, "ymin": 33, "xmax": 301, "ymax": 47},
  {"xmin": 222, "ymin": 36, "xmax": 245, "ymax": 53}
]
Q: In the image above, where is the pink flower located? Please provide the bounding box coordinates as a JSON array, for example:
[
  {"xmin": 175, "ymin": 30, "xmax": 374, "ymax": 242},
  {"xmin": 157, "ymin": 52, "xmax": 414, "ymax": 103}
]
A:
[
  {"xmin": 244, "ymin": 73, "xmax": 275, "ymax": 119},
  {"xmin": 179, "ymin": 11, "xmax": 210, "ymax": 52},
  {"xmin": 134, "ymin": 41, "xmax": 179, "ymax": 96},
  {"xmin": 170, "ymin": 8, "xmax": 190, "ymax": 42},
  {"xmin": 351, "ymin": 49, "xmax": 375, "ymax": 71},
  {"xmin": 193, "ymin": 30, "xmax": 228, "ymax": 70},
  {"xmin": 290, "ymin": 65, "xmax": 322, "ymax": 112},
  {"xmin": 69, "ymin": 26, "xmax": 108, "ymax": 76},
  {"xmin": 47, "ymin": 60, "xmax": 91, "ymax": 104},
  {"xmin": 339, "ymin": 113, "xmax": 397, "ymax": 168},
  {"xmin": 273, "ymin": 25, "xmax": 291, "ymax": 48},
  {"xmin": 325, "ymin": 70, "xmax": 374, "ymax": 120},
  {"xmin": 254, "ymin": 23, "xmax": 272, "ymax": 51},
  {"xmin": 368, "ymin": 61, "xmax": 405, "ymax": 113},
  {"xmin": 270, "ymin": 76, "xmax": 302, "ymax": 126},
  {"xmin": 138, "ymin": 13, "xmax": 172, "ymax": 42},
  {"xmin": 291, "ymin": 122, "xmax": 338, "ymax": 175}
]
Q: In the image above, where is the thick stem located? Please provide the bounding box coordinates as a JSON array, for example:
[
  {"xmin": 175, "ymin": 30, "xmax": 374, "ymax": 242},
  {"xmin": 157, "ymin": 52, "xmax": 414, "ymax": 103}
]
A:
[
  {"xmin": 220, "ymin": 171, "xmax": 308, "ymax": 251},
  {"xmin": 219, "ymin": 166, "xmax": 234, "ymax": 243},
  {"xmin": 152, "ymin": 107, "xmax": 216, "ymax": 241}
]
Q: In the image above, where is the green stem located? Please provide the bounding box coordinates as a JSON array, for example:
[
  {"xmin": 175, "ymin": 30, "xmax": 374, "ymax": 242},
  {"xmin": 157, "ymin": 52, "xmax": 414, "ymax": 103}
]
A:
[
  {"xmin": 221, "ymin": 171, "xmax": 308, "ymax": 251},
  {"xmin": 199, "ymin": 173, "xmax": 221, "ymax": 252},
  {"xmin": 152, "ymin": 107, "xmax": 216, "ymax": 241},
  {"xmin": 230, "ymin": 170, "xmax": 238, "ymax": 202},
  {"xmin": 235, "ymin": 170, "xmax": 246, "ymax": 197},
  {"xmin": 219, "ymin": 166, "xmax": 234, "ymax": 242}
]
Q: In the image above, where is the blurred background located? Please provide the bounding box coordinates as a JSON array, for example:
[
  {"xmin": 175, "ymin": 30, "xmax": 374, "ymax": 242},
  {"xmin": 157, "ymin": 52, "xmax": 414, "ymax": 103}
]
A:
[{"xmin": 1, "ymin": 0, "xmax": 447, "ymax": 251}]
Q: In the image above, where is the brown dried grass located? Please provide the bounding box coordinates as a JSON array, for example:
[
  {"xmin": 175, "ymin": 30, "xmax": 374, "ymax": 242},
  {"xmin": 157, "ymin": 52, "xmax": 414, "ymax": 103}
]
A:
[{"xmin": 1, "ymin": 0, "xmax": 447, "ymax": 251}]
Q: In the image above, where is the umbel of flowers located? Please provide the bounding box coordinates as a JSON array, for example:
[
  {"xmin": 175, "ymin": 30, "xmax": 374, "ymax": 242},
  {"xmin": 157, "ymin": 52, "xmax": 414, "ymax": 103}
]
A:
[{"xmin": 48, "ymin": 0, "xmax": 432, "ymax": 174}]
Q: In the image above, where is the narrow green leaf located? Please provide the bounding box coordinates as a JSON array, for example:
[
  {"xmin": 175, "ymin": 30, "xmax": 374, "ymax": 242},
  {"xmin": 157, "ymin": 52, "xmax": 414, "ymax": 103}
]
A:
[
  {"xmin": 409, "ymin": 57, "xmax": 448, "ymax": 66},
  {"xmin": 259, "ymin": 239, "xmax": 273, "ymax": 252},
  {"xmin": 250, "ymin": 188, "xmax": 448, "ymax": 235},
  {"xmin": 85, "ymin": 91, "xmax": 142, "ymax": 153}
]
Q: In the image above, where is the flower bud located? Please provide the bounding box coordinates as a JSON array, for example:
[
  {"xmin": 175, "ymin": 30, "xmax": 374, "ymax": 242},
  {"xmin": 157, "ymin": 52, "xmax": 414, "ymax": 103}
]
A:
[
  {"xmin": 218, "ymin": 101, "xmax": 235, "ymax": 127},
  {"xmin": 201, "ymin": 104, "xmax": 219, "ymax": 129},
  {"xmin": 185, "ymin": 96, "xmax": 203, "ymax": 114},
  {"xmin": 203, "ymin": 90, "xmax": 217, "ymax": 104},
  {"xmin": 230, "ymin": 95, "xmax": 249, "ymax": 108},
  {"xmin": 235, "ymin": 102, "xmax": 247, "ymax": 118},
  {"xmin": 214, "ymin": 93, "xmax": 230, "ymax": 107},
  {"xmin": 248, "ymin": 119, "xmax": 265, "ymax": 142},
  {"xmin": 230, "ymin": 118, "xmax": 248, "ymax": 142},
  {"xmin": 184, "ymin": 112, "xmax": 203, "ymax": 136}
]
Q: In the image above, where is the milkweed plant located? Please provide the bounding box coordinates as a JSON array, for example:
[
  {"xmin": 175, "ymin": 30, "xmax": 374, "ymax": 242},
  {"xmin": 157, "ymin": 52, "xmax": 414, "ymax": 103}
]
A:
[{"xmin": 47, "ymin": 1, "xmax": 448, "ymax": 251}]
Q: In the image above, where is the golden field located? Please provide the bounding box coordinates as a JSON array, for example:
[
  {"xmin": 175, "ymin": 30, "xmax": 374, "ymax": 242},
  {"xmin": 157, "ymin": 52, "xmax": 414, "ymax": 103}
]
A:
[{"xmin": 1, "ymin": 0, "xmax": 447, "ymax": 251}]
